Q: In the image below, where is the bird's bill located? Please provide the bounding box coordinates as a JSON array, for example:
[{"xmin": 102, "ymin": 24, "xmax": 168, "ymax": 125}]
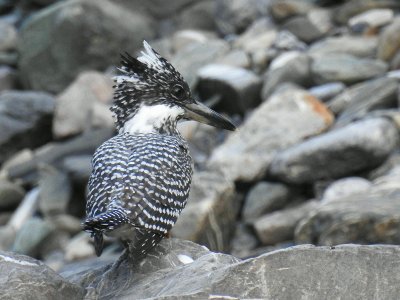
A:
[{"xmin": 183, "ymin": 100, "xmax": 236, "ymax": 131}]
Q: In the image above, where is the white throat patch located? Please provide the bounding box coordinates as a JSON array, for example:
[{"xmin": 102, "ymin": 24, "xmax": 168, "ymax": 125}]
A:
[{"xmin": 122, "ymin": 104, "xmax": 184, "ymax": 134}]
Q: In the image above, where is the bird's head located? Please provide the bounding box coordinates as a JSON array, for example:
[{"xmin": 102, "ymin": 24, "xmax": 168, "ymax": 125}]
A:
[{"xmin": 111, "ymin": 41, "xmax": 236, "ymax": 135}]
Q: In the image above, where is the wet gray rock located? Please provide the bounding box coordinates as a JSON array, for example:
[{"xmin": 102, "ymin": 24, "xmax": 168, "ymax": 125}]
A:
[
  {"xmin": 296, "ymin": 170, "xmax": 400, "ymax": 245},
  {"xmin": 269, "ymin": 118, "xmax": 399, "ymax": 184},
  {"xmin": 253, "ymin": 200, "xmax": 318, "ymax": 245},
  {"xmin": 328, "ymin": 77, "xmax": 398, "ymax": 126},
  {"xmin": 12, "ymin": 217, "xmax": 55, "ymax": 256},
  {"xmin": 197, "ymin": 64, "xmax": 262, "ymax": 114},
  {"xmin": 242, "ymin": 181, "xmax": 291, "ymax": 222},
  {"xmin": 172, "ymin": 170, "xmax": 238, "ymax": 252},
  {"xmin": 63, "ymin": 238, "xmax": 400, "ymax": 299},
  {"xmin": 377, "ymin": 17, "xmax": 400, "ymax": 63},
  {"xmin": 283, "ymin": 9, "xmax": 332, "ymax": 43},
  {"xmin": 38, "ymin": 165, "xmax": 71, "ymax": 217},
  {"xmin": 215, "ymin": 0, "xmax": 270, "ymax": 35},
  {"xmin": 209, "ymin": 86, "xmax": 333, "ymax": 182},
  {"xmin": 0, "ymin": 180, "xmax": 25, "ymax": 209},
  {"xmin": 309, "ymin": 82, "xmax": 345, "ymax": 102},
  {"xmin": 309, "ymin": 36, "xmax": 378, "ymax": 58},
  {"xmin": 311, "ymin": 53, "xmax": 388, "ymax": 85},
  {"xmin": 53, "ymin": 71, "xmax": 114, "ymax": 139},
  {"xmin": 171, "ymin": 40, "xmax": 229, "ymax": 87},
  {"xmin": 261, "ymin": 51, "xmax": 311, "ymax": 98},
  {"xmin": 0, "ymin": 91, "xmax": 55, "ymax": 164},
  {"xmin": 18, "ymin": 0, "xmax": 156, "ymax": 93},
  {"xmin": 0, "ymin": 250, "xmax": 84, "ymax": 299},
  {"xmin": 269, "ymin": 0, "xmax": 313, "ymax": 22},
  {"xmin": 322, "ymin": 177, "xmax": 372, "ymax": 203}
]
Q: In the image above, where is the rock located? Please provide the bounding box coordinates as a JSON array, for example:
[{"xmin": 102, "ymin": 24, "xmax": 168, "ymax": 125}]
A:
[
  {"xmin": 0, "ymin": 180, "xmax": 25, "ymax": 209},
  {"xmin": 230, "ymin": 223, "xmax": 259, "ymax": 258},
  {"xmin": 377, "ymin": 17, "xmax": 400, "ymax": 62},
  {"xmin": 64, "ymin": 232, "xmax": 95, "ymax": 261},
  {"xmin": 4, "ymin": 128, "xmax": 114, "ymax": 184},
  {"xmin": 172, "ymin": 0, "xmax": 216, "ymax": 32},
  {"xmin": 216, "ymin": 49, "xmax": 251, "ymax": 69},
  {"xmin": 171, "ymin": 40, "xmax": 229, "ymax": 87},
  {"xmin": 283, "ymin": 9, "xmax": 332, "ymax": 43},
  {"xmin": 38, "ymin": 164, "xmax": 71, "ymax": 216},
  {"xmin": 309, "ymin": 82, "xmax": 345, "ymax": 102},
  {"xmin": 0, "ymin": 212, "xmax": 11, "ymax": 225},
  {"xmin": 329, "ymin": 77, "xmax": 398, "ymax": 126},
  {"xmin": 309, "ymin": 36, "xmax": 378, "ymax": 58},
  {"xmin": 61, "ymin": 154, "xmax": 92, "ymax": 183},
  {"xmin": 0, "ymin": 20, "xmax": 16, "ymax": 51},
  {"xmin": 53, "ymin": 71, "xmax": 114, "ymax": 139},
  {"xmin": 0, "ymin": 251, "xmax": 84, "ymax": 298},
  {"xmin": 12, "ymin": 217, "xmax": 55, "ymax": 257},
  {"xmin": 311, "ymin": 53, "xmax": 387, "ymax": 85},
  {"xmin": 0, "ymin": 91, "xmax": 55, "ymax": 164},
  {"xmin": 63, "ymin": 238, "xmax": 400, "ymax": 299},
  {"xmin": 242, "ymin": 181, "xmax": 291, "ymax": 222},
  {"xmin": 269, "ymin": 118, "xmax": 399, "ymax": 184},
  {"xmin": 48, "ymin": 214, "xmax": 82, "ymax": 235},
  {"xmin": 171, "ymin": 30, "xmax": 216, "ymax": 53},
  {"xmin": 322, "ymin": 177, "xmax": 372, "ymax": 203},
  {"xmin": 113, "ymin": 0, "xmax": 198, "ymax": 19},
  {"xmin": 215, "ymin": 0, "xmax": 270, "ymax": 35},
  {"xmin": 233, "ymin": 18, "xmax": 277, "ymax": 56},
  {"xmin": 171, "ymin": 170, "xmax": 239, "ymax": 252},
  {"xmin": 261, "ymin": 51, "xmax": 311, "ymax": 98},
  {"xmin": 254, "ymin": 200, "xmax": 318, "ymax": 245},
  {"xmin": 348, "ymin": 8, "xmax": 394, "ymax": 32},
  {"xmin": 269, "ymin": 0, "xmax": 313, "ymax": 22},
  {"xmin": 0, "ymin": 65, "xmax": 16, "ymax": 91},
  {"xmin": 334, "ymin": 0, "xmax": 399, "ymax": 24},
  {"xmin": 271, "ymin": 30, "xmax": 307, "ymax": 52},
  {"xmin": 296, "ymin": 170, "xmax": 400, "ymax": 245},
  {"xmin": 197, "ymin": 64, "xmax": 262, "ymax": 114},
  {"xmin": 209, "ymin": 86, "xmax": 334, "ymax": 182},
  {"xmin": 369, "ymin": 152, "xmax": 400, "ymax": 180},
  {"xmin": 18, "ymin": 0, "xmax": 156, "ymax": 93}
]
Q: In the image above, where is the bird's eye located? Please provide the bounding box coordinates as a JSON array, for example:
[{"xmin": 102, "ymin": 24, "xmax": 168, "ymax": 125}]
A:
[{"xmin": 171, "ymin": 84, "xmax": 186, "ymax": 100}]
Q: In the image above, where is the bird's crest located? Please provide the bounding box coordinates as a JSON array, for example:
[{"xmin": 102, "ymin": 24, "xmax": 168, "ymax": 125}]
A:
[{"xmin": 111, "ymin": 41, "xmax": 186, "ymax": 130}]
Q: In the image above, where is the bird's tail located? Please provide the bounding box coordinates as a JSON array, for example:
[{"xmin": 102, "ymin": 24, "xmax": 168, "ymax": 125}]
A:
[{"xmin": 83, "ymin": 208, "xmax": 129, "ymax": 257}]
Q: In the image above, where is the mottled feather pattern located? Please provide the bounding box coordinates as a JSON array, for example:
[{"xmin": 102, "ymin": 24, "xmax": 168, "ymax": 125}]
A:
[{"xmin": 84, "ymin": 133, "xmax": 192, "ymax": 255}]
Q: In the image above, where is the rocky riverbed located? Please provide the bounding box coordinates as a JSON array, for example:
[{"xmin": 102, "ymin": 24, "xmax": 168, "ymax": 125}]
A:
[{"xmin": 1, "ymin": 0, "xmax": 400, "ymax": 299}]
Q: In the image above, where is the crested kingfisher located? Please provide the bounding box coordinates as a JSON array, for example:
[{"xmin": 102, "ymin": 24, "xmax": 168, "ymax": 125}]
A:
[{"xmin": 83, "ymin": 41, "xmax": 235, "ymax": 260}]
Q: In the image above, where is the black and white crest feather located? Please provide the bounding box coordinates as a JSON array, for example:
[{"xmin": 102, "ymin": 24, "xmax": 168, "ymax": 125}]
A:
[{"xmin": 111, "ymin": 41, "xmax": 188, "ymax": 131}]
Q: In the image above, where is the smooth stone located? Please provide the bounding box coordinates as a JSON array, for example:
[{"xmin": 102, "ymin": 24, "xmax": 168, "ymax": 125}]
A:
[
  {"xmin": 269, "ymin": 118, "xmax": 399, "ymax": 184},
  {"xmin": 377, "ymin": 17, "xmax": 400, "ymax": 62},
  {"xmin": 322, "ymin": 177, "xmax": 373, "ymax": 203},
  {"xmin": 309, "ymin": 82, "xmax": 346, "ymax": 102},
  {"xmin": 0, "ymin": 180, "xmax": 25, "ymax": 209}
]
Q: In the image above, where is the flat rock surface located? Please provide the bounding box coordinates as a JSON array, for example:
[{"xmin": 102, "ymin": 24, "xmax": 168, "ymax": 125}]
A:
[{"xmin": 60, "ymin": 239, "xmax": 400, "ymax": 300}]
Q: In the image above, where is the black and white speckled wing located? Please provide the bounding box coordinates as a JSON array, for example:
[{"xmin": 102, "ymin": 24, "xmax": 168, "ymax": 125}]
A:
[{"xmin": 85, "ymin": 133, "xmax": 192, "ymax": 238}]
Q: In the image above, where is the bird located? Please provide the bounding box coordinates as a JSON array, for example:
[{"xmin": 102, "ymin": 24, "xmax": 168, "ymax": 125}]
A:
[{"xmin": 83, "ymin": 41, "xmax": 235, "ymax": 261}]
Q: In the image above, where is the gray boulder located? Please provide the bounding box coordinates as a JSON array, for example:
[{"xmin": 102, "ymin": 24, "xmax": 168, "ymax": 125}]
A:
[
  {"xmin": 328, "ymin": 77, "xmax": 398, "ymax": 127},
  {"xmin": 378, "ymin": 17, "xmax": 400, "ymax": 63},
  {"xmin": 0, "ymin": 180, "xmax": 25, "ymax": 209},
  {"xmin": 311, "ymin": 53, "xmax": 388, "ymax": 85},
  {"xmin": 18, "ymin": 0, "xmax": 156, "ymax": 93},
  {"xmin": 242, "ymin": 181, "xmax": 292, "ymax": 222},
  {"xmin": 0, "ymin": 251, "xmax": 84, "ymax": 299},
  {"xmin": 208, "ymin": 86, "xmax": 334, "ymax": 182},
  {"xmin": 197, "ymin": 64, "xmax": 262, "ymax": 114},
  {"xmin": 0, "ymin": 91, "xmax": 55, "ymax": 164},
  {"xmin": 269, "ymin": 0, "xmax": 314, "ymax": 22},
  {"xmin": 309, "ymin": 82, "xmax": 345, "ymax": 102},
  {"xmin": 309, "ymin": 36, "xmax": 378, "ymax": 58},
  {"xmin": 62, "ymin": 238, "xmax": 400, "ymax": 299},
  {"xmin": 321, "ymin": 177, "xmax": 372, "ymax": 203},
  {"xmin": 0, "ymin": 20, "xmax": 17, "ymax": 52},
  {"xmin": 270, "ymin": 118, "xmax": 399, "ymax": 184},
  {"xmin": 296, "ymin": 170, "xmax": 400, "ymax": 245},
  {"xmin": 348, "ymin": 8, "xmax": 394, "ymax": 33},
  {"xmin": 53, "ymin": 71, "xmax": 114, "ymax": 139}
]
